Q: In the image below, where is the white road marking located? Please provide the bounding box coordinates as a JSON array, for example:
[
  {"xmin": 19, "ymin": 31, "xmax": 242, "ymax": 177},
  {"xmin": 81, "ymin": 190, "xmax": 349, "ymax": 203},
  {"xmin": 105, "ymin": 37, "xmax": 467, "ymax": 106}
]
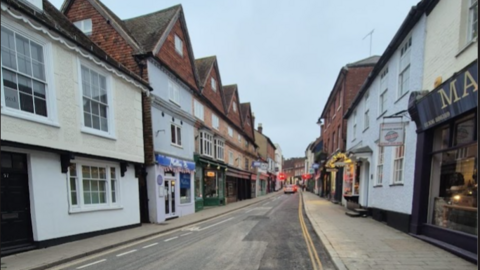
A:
[
  {"xmin": 116, "ymin": 249, "xmax": 137, "ymax": 257},
  {"xmin": 180, "ymin": 232, "xmax": 192, "ymax": 237},
  {"xmin": 181, "ymin": 226, "xmax": 200, "ymax": 231},
  {"xmin": 142, "ymin": 243, "xmax": 158, "ymax": 249},
  {"xmin": 76, "ymin": 259, "xmax": 106, "ymax": 269},
  {"xmin": 198, "ymin": 217, "xmax": 234, "ymax": 231},
  {"xmin": 164, "ymin": 236, "xmax": 178, "ymax": 242},
  {"xmin": 245, "ymin": 208, "xmax": 255, "ymax": 213}
]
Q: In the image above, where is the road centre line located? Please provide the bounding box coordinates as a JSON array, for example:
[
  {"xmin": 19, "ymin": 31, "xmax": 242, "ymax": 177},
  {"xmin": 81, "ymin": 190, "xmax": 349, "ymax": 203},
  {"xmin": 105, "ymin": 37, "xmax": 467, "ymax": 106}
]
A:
[
  {"xmin": 142, "ymin": 243, "xmax": 158, "ymax": 249},
  {"xmin": 164, "ymin": 236, "xmax": 178, "ymax": 242},
  {"xmin": 76, "ymin": 259, "xmax": 106, "ymax": 269},
  {"xmin": 198, "ymin": 217, "xmax": 234, "ymax": 231},
  {"xmin": 180, "ymin": 232, "xmax": 192, "ymax": 237},
  {"xmin": 116, "ymin": 249, "xmax": 137, "ymax": 257}
]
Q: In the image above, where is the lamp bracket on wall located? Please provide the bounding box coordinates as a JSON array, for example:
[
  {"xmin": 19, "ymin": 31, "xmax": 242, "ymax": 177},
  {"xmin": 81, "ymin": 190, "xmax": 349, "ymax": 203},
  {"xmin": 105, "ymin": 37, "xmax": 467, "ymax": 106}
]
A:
[{"xmin": 155, "ymin": 130, "xmax": 165, "ymax": 137}]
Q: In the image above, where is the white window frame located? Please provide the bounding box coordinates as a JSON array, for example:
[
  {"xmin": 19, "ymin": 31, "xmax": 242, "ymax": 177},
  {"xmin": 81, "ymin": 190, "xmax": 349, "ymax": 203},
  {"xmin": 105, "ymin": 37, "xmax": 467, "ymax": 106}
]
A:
[
  {"xmin": 168, "ymin": 78, "xmax": 180, "ymax": 105},
  {"xmin": 214, "ymin": 138, "xmax": 225, "ymax": 161},
  {"xmin": 392, "ymin": 144, "xmax": 405, "ymax": 184},
  {"xmin": 211, "ymin": 77, "xmax": 216, "ymax": 92},
  {"xmin": 193, "ymin": 99, "xmax": 204, "ymax": 121},
  {"xmin": 174, "ymin": 34, "xmax": 183, "ymax": 56},
  {"xmin": 379, "ymin": 68, "xmax": 388, "ymax": 115},
  {"xmin": 233, "ymin": 102, "xmax": 237, "ymax": 112},
  {"xmin": 212, "ymin": 114, "xmax": 219, "ymax": 130},
  {"xmin": 398, "ymin": 36, "xmax": 411, "ymax": 98},
  {"xmin": 77, "ymin": 58, "xmax": 116, "ymax": 139},
  {"xmin": 467, "ymin": 0, "xmax": 478, "ymax": 42},
  {"xmin": 352, "ymin": 111, "xmax": 357, "ymax": 140},
  {"xmin": 171, "ymin": 123, "xmax": 182, "ymax": 147},
  {"xmin": 67, "ymin": 159, "xmax": 121, "ymax": 213},
  {"xmin": 73, "ymin": 19, "xmax": 92, "ymax": 36},
  {"xmin": 228, "ymin": 126, "xmax": 233, "ymax": 137},
  {"xmin": 229, "ymin": 151, "xmax": 234, "ymax": 165},
  {"xmin": 364, "ymin": 92, "xmax": 370, "ymax": 130},
  {"xmin": 199, "ymin": 131, "xmax": 213, "ymax": 157},
  {"xmin": 1, "ymin": 21, "xmax": 58, "ymax": 127},
  {"xmin": 238, "ymin": 134, "xmax": 241, "ymax": 143},
  {"xmin": 376, "ymin": 145, "xmax": 384, "ymax": 186}
]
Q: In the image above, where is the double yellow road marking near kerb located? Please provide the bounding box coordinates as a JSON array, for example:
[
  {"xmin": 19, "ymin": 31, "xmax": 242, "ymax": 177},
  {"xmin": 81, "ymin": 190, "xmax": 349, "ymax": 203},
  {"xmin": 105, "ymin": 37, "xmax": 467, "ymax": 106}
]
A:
[{"xmin": 298, "ymin": 192, "xmax": 323, "ymax": 270}]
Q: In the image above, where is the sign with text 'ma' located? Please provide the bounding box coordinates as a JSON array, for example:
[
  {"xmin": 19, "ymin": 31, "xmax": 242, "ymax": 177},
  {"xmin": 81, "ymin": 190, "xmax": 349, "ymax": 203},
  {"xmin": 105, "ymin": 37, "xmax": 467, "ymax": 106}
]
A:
[{"xmin": 379, "ymin": 122, "xmax": 406, "ymax": 147}]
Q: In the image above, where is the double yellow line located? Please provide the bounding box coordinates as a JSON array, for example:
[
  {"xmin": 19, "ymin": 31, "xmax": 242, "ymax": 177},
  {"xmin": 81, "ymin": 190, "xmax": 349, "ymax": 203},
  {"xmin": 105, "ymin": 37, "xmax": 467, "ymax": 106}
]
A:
[{"xmin": 298, "ymin": 192, "xmax": 323, "ymax": 270}]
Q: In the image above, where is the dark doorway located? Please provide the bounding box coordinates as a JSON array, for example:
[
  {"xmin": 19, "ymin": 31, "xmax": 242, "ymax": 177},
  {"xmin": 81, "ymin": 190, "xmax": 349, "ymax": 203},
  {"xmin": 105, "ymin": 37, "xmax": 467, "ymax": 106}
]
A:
[
  {"xmin": 138, "ymin": 172, "xmax": 150, "ymax": 223},
  {"xmin": 1, "ymin": 152, "xmax": 35, "ymax": 255}
]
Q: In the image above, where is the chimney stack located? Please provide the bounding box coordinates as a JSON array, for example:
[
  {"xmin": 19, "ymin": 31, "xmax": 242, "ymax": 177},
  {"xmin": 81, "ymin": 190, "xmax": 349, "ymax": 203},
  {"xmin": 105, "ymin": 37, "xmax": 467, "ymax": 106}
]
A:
[
  {"xmin": 258, "ymin": 123, "xmax": 263, "ymax": 134},
  {"xmin": 252, "ymin": 112, "xmax": 256, "ymax": 128}
]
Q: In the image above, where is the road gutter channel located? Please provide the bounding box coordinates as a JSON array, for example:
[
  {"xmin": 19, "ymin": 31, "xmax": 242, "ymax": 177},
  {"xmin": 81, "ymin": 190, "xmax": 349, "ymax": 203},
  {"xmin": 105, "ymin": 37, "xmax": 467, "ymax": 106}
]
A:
[
  {"xmin": 24, "ymin": 192, "xmax": 281, "ymax": 270},
  {"xmin": 302, "ymin": 193, "xmax": 346, "ymax": 270}
]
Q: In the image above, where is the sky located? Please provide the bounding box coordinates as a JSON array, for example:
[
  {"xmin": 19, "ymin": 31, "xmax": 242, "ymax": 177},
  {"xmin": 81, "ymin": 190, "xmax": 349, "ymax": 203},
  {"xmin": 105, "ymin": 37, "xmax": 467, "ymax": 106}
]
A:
[{"xmin": 51, "ymin": 0, "xmax": 420, "ymax": 159}]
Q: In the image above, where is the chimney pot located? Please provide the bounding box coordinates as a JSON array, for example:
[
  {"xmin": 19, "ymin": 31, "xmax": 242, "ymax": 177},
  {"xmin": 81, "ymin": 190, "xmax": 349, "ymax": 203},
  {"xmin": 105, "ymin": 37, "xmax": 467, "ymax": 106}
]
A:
[{"xmin": 258, "ymin": 123, "xmax": 263, "ymax": 134}]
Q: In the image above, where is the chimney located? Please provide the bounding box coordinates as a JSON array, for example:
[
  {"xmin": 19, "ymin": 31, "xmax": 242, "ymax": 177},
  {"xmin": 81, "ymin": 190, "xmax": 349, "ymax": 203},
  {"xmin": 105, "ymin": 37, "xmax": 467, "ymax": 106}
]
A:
[
  {"xmin": 258, "ymin": 123, "xmax": 263, "ymax": 134},
  {"xmin": 252, "ymin": 112, "xmax": 256, "ymax": 128}
]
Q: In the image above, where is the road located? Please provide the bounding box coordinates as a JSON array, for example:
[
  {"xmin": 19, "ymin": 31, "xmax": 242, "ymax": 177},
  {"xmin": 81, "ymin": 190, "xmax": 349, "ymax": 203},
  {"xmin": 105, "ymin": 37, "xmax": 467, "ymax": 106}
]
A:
[{"xmin": 51, "ymin": 192, "xmax": 336, "ymax": 270}]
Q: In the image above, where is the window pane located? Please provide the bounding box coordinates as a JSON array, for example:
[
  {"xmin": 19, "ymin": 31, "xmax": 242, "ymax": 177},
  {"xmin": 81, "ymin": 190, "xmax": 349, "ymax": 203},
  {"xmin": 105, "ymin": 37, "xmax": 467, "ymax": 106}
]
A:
[
  {"xmin": 82, "ymin": 166, "xmax": 91, "ymax": 178},
  {"xmin": 177, "ymin": 127, "xmax": 182, "ymax": 145},
  {"xmin": 18, "ymin": 75, "xmax": 32, "ymax": 94},
  {"xmin": 71, "ymin": 191, "xmax": 78, "ymax": 205},
  {"xmin": 91, "ymin": 180, "xmax": 99, "ymax": 192},
  {"xmin": 84, "ymin": 112, "xmax": 92, "ymax": 128},
  {"xmin": 83, "ymin": 191, "xmax": 91, "ymax": 204},
  {"xmin": 171, "ymin": 125, "xmax": 175, "ymax": 143},
  {"xmin": 34, "ymin": 97, "xmax": 47, "ymax": 116},
  {"xmin": 92, "ymin": 115, "xmax": 100, "ymax": 129},
  {"xmin": 16, "ymin": 35, "xmax": 32, "ymax": 76},
  {"xmin": 455, "ymin": 118, "xmax": 475, "ymax": 146},
  {"xmin": 19, "ymin": 92, "xmax": 34, "ymax": 113},
  {"xmin": 91, "ymin": 167, "xmax": 99, "ymax": 178},
  {"xmin": 69, "ymin": 164, "xmax": 77, "ymax": 176},
  {"xmin": 111, "ymin": 168, "xmax": 116, "ymax": 179},
  {"xmin": 32, "ymin": 80, "xmax": 45, "ymax": 98}
]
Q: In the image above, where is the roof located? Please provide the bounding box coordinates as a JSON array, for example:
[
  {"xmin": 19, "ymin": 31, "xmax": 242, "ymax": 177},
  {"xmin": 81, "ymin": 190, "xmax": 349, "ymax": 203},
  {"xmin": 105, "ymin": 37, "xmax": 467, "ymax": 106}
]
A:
[
  {"xmin": 123, "ymin": 5, "xmax": 180, "ymax": 52},
  {"xmin": 195, "ymin": 56, "xmax": 216, "ymax": 88},
  {"xmin": 240, "ymin": 102, "xmax": 255, "ymax": 141},
  {"xmin": 344, "ymin": 0, "xmax": 434, "ymax": 119},
  {"xmin": 319, "ymin": 55, "xmax": 379, "ymax": 119},
  {"xmin": 223, "ymin": 85, "xmax": 236, "ymax": 108},
  {"xmin": 4, "ymin": 0, "xmax": 151, "ymax": 90}
]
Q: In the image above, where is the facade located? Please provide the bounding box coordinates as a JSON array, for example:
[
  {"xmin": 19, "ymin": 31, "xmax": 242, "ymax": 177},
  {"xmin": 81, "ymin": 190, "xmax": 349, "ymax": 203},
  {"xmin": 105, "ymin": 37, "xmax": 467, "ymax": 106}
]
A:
[
  {"xmin": 274, "ymin": 143, "xmax": 283, "ymax": 190},
  {"xmin": 62, "ymin": 1, "xmax": 198, "ymax": 223},
  {"xmin": 318, "ymin": 56, "xmax": 379, "ymax": 204},
  {"xmin": 254, "ymin": 124, "xmax": 277, "ymax": 195},
  {"xmin": 283, "ymin": 158, "xmax": 296, "ymax": 185},
  {"xmin": 407, "ymin": 0, "xmax": 478, "ymax": 262},
  {"xmin": 344, "ymin": 0, "xmax": 428, "ymax": 231},
  {"xmin": 1, "ymin": 0, "xmax": 151, "ymax": 254}
]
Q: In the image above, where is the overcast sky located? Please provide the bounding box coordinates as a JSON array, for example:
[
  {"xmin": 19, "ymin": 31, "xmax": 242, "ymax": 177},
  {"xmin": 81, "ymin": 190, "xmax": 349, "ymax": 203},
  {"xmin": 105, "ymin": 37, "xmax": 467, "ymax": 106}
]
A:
[{"xmin": 51, "ymin": 0, "xmax": 420, "ymax": 159}]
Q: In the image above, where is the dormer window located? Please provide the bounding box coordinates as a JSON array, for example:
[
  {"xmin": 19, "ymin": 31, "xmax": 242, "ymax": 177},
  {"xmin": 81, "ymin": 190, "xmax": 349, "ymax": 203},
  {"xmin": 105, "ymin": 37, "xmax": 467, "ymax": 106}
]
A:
[
  {"xmin": 174, "ymin": 35, "xmax": 183, "ymax": 56},
  {"xmin": 73, "ymin": 19, "xmax": 92, "ymax": 36},
  {"xmin": 233, "ymin": 103, "xmax": 237, "ymax": 112},
  {"xmin": 211, "ymin": 77, "xmax": 216, "ymax": 92}
]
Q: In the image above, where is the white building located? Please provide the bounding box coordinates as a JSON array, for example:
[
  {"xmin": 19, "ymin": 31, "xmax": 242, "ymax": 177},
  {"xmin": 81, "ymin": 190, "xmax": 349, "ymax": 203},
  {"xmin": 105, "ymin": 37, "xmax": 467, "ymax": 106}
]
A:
[
  {"xmin": 344, "ymin": 1, "xmax": 428, "ymax": 233},
  {"xmin": 1, "ymin": 0, "xmax": 150, "ymax": 254},
  {"xmin": 274, "ymin": 143, "xmax": 283, "ymax": 190}
]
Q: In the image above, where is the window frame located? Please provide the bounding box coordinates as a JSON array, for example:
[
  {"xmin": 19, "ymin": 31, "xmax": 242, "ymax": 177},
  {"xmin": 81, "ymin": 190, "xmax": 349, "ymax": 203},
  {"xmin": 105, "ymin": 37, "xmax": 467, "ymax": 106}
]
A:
[
  {"xmin": 379, "ymin": 68, "xmax": 389, "ymax": 115},
  {"xmin": 233, "ymin": 102, "xmax": 237, "ymax": 112},
  {"xmin": 364, "ymin": 92, "xmax": 370, "ymax": 130},
  {"xmin": 392, "ymin": 144, "xmax": 406, "ymax": 184},
  {"xmin": 199, "ymin": 130, "xmax": 213, "ymax": 157},
  {"xmin": 77, "ymin": 58, "xmax": 116, "ymax": 139},
  {"xmin": 168, "ymin": 78, "xmax": 180, "ymax": 106},
  {"xmin": 67, "ymin": 159, "xmax": 121, "ymax": 213},
  {"xmin": 171, "ymin": 123, "xmax": 182, "ymax": 147},
  {"xmin": 228, "ymin": 126, "xmax": 233, "ymax": 137},
  {"xmin": 193, "ymin": 99, "xmax": 204, "ymax": 120},
  {"xmin": 73, "ymin": 19, "xmax": 92, "ymax": 36},
  {"xmin": 211, "ymin": 77, "xmax": 216, "ymax": 92},
  {"xmin": 398, "ymin": 36, "xmax": 412, "ymax": 99},
  {"xmin": 1, "ymin": 21, "xmax": 58, "ymax": 127},
  {"xmin": 174, "ymin": 34, "xmax": 183, "ymax": 56},
  {"xmin": 214, "ymin": 138, "xmax": 225, "ymax": 161},
  {"xmin": 352, "ymin": 110, "xmax": 357, "ymax": 140},
  {"xmin": 376, "ymin": 145, "xmax": 384, "ymax": 186},
  {"xmin": 467, "ymin": 0, "xmax": 478, "ymax": 42},
  {"xmin": 228, "ymin": 151, "xmax": 234, "ymax": 165},
  {"xmin": 212, "ymin": 113, "xmax": 219, "ymax": 130}
]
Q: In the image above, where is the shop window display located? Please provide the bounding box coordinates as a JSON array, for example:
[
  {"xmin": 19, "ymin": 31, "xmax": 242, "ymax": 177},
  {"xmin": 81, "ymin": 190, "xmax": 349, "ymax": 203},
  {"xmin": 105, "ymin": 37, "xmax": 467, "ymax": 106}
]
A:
[
  {"xmin": 429, "ymin": 115, "xmax": 477, "ymax": 236},
  {"xmin": 204, "ymin": 170, "xmax": 218, "ymax": 198},
  {"xmin": 195, "ymin": 168, "xmax": 203, "ymax": 199}
]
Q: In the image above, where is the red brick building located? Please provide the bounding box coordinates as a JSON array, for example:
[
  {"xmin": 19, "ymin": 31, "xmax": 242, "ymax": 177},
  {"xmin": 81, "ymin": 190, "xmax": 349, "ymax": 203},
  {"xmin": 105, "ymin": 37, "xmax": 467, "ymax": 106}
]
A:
[{"xmin": 317, "ymin": 56, "xmax": 379, "ymax": 203}]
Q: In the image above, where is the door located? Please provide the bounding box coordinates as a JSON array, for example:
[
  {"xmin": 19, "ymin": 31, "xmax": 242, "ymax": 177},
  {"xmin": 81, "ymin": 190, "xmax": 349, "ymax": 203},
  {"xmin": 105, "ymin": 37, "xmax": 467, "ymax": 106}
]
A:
[
  {"xmin": 1, "ymin": 152, "xmax": 34, "ymax": 252},
  {"xmin": 138, "ymin": 173, "xmax": 150, "ymax": 223},
  {"xmin": 164, "ymin": 179, "xmax": 176, "ymax": 218}
]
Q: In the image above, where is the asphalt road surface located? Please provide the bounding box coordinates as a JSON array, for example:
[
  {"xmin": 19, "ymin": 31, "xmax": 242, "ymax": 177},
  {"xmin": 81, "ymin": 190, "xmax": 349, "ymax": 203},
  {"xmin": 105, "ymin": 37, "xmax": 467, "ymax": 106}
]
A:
[{"xmin": 51, "ymin": 192, "xmax": 336, "ymax": 270}]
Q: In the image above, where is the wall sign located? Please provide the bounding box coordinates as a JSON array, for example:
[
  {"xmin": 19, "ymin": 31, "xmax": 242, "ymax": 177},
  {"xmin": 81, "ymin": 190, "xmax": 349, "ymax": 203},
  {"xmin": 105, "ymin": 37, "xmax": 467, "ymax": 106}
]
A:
[
  {"xmin": 156, "ymin": 175, "xmax": 163, "ymax": 186},
  {"xmin": 379, "ymin": 122, "xmax": 406, "ymax": 146},
  {"xmin": 180, "ymin": 173, "xmax": 190, "ymax": 189},
  {"xmin": 412, "ymin": 61, "xmax": 477, "ymax": 131},
  {"xmin": 206, "ymin": 171, "xmax": 216, "ymax": 177},
  {"xmin": 155, "ymin": 154, "xmax": 195, "ymax": 171}
]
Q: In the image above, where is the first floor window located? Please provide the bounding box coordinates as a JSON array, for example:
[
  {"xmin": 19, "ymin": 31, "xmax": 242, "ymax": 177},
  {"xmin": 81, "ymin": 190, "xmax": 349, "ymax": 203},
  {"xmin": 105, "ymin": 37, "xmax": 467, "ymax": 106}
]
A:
[
  {"xmin": 228, "ymin": 126, "xmax": 233, "ymax": 137},
  {"xmin": 214, "ymin": 139, "xmax": 225, "ymax": 160},
  {"xmin": 179, "ymin": 173, "xmax": 191, "ymax": 204},
  {"xmin": 398, "ymin": 65, "xmax": 410, "ymax": 97},
  {"xmin": 199, "ymin": 131, "xmax": 213, "ymax": 157},
  {"xmin": 468, "ymin": 0, "xmax": 478, "ymax": 41},
  {"xmin": 81, "ymin": 65, "xmax": 109, "ymax": 132},
  {"xmin": 229, "ymin": 151, "xmax": 234, "ymax": 165},
  {"xmin": 68, "ymin": 163, "xmax": 119, "ymax": 207},
  {"xmin": 171, "ymin": 124, "xmax": 182, "ymax": 146},
  {"xmin": 379, "ymin": 91, "xmax": 387, "ymax": 114},
  {"xmin": 376, "ymin": 146, "xmax": 384, "ymax": 185},
  {"xmin": 364, "ymin": 109, "xmax": 370, "ymax": 130},
  {"xmin": 2, "ymin": 26, "xmax": 48, "ymax": 117},
  {"xmin": 393, "ymin": 145, "xmax": 405, "ymax": 183},
  {"xmin": 194, "ymin": 99, "xmax": 204, "ymax": 120},
  {"xmin": 212, "ymin": 114, "xmax": 219, "ymax": 130}
]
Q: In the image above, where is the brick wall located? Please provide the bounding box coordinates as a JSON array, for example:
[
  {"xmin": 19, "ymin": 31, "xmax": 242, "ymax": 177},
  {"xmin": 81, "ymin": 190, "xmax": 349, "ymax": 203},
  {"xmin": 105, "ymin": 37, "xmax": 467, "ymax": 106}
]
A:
[{"xmin": 142, "ymin": 92, "xmax": 154, "ymax": 165}]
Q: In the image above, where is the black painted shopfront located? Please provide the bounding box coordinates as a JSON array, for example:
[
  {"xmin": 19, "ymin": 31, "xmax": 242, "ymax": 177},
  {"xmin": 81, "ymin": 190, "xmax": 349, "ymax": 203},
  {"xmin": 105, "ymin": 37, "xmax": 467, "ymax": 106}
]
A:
[{"xmin": 408, "ymin": 60, "xmax": 478, "ymax": 262}]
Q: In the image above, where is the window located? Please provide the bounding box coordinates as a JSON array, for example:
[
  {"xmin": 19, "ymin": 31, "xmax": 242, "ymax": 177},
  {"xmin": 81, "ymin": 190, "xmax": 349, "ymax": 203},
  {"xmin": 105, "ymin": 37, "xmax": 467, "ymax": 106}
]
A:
[
  {"xmin": 68, "ymin": 163, "xmax": 119, "ymax": 210},
  {"xmin": 238, "ymin": 134, "xmax": 241, "ymax": 143},
  {"xmin": 393, "ymin": 145, "xmax": 405, "ymax": 183},
  {"xmin": 211, "ymin": 77, "xmax": 216, "ymax": 92},
  {"xmin": 199, "ymin": 131, "xmax": 213, "ymax": 157},
  {"xmin": 468, "ymin": 0, "xmax": 478, "ymax": 42},
  {"xmin": 398, "ymin": 37, "xmax": 411, "ymax": 98},
  {"xmin": 364, "ymin": 92, "xmax": 370, "ymax": 130},
  {"xmin": 1, "ymin": 26, "xmax": 49, "ymax": 117},
  {"xmin": 233, "ymin": 102, "xmax": 237, "ymax": 112},
  {"xmin": 168, "ymin": 79, "xmax": 180, "ymax": 105},
  {"xmin": 353, "ymin": 111, "xmax": 357, "ymax": 139},
  {"xmin": 80, "ymin": 65, "xmax": 110, "ymax": 133},
  {"xmin": 174, "ymin": 34, "xmax": 183, "ymax": 56},
  {"xmin": 333, "ymin": 132, "xmax": 336, "ymax": 150},
  {"xmin": 245, "ymin": 157, "xmax": 249, "ymax": 170},
  {"xmin": 214, "ymin": 138, "xmax": 224, "ymax": 160},
  {"xmin": 237, "ymin": 155, "xmax": 242, "ymax": 168},
  {"xmin": 193, "ymin": 99, "xmax": 204, "ymax": 120},
  {"xmin": 212, "ymin": 114, "xmax": 219, "ymax": 130},
  {"xmin": 73, "ymin": 19, "xmax": 92, "ymax": 36},
  {"xmin": 228, "ymin": 126, "xmax": 233, "ymax": 137},
  {"xmin": 229, "ymin": 151, "xmax": 234, "ymax": 165},
  {"xmin": 338, "ymin": 126, "xmax": 341, "ymax": 149},
  {"xmin": 171, "ymin": 124, "xmax": 182, "ymax": 146},
  {"xmin": 337, "ymin": 91, "xmax": 342, "ymax": 111},
  {"xmin": 179, "ymin": 173, "xmax": 191, "ymax": 204},
  {"xmin": 376, "ymin": 146, "xmax": 384, "ymax": 185},
  {"xmin": 379, "ymin": 68, "xmax": 388, "ymax": 115}
]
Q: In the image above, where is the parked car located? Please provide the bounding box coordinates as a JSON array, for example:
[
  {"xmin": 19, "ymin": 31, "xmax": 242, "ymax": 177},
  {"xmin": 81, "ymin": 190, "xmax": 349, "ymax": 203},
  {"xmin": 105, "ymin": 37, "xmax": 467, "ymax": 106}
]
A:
[{"xmin": 284, "ymin": 184, "xmax": 297, "ymax": 194}]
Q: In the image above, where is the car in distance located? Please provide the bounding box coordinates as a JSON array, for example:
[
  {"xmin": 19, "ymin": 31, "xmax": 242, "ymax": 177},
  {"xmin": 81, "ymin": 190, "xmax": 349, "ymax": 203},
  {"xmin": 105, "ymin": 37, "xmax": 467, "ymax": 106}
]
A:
[{"xmin": 284, "ymin": 184, "xmax": 297, "ymax": 194}]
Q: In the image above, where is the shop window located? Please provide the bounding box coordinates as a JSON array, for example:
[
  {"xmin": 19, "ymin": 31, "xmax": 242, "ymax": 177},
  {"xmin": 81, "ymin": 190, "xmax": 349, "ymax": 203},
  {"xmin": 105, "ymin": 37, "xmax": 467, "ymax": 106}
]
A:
[
  {"xmin": 454, "ymin": 117, "xmax": 475, "ymax": 146},
  {"xmin": 195, "ymin": 167, "xmax": 203, "ymax": 200},
  {"xmin": 179, "ymin": 173, "xmax": 191, "ymax": 204},
  {"xmin": 204, "ymin": 170, "xmax": 218, "ymax": 198}
]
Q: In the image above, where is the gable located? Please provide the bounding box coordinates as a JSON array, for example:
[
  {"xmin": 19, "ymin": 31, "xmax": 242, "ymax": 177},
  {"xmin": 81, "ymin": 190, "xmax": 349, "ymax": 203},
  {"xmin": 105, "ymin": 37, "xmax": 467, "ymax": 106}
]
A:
[
  {"xmin": 157, "ymin": 18, "xmax": 198, "ymax": 91},
  {"xmin": 63, "ymin": 0, "xmax": 144, "ymax": 80},
  {"xmin": 202, "ymin": 65, "xmax": 226, "ymax": 115},
  {"xmin": 227, "ymin": 93, "xmax": 243, "ymax": 131}
]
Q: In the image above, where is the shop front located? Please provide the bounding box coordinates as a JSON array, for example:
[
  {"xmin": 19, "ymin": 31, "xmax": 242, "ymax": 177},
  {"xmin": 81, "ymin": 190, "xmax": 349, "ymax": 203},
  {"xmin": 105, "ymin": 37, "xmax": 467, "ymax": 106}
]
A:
[
  {"xmin": 194, "ymin": 155, "xmax": 227, "ymax": 211},
  {"xmin": 226, "ymin": 167, "xmax": 252, "ymax": 203},
  {"xmin": 408, "ymin": 60, "xmax": 477, "ymax": 262},
  {"xmin": 325, "ymin": 152, "xmax": 348, "ymax": 204}
]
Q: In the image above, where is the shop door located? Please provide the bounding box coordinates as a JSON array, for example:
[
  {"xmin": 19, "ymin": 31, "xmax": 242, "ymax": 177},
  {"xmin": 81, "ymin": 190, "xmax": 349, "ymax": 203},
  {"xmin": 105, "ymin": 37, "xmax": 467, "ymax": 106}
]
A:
[
  {"xmin": 1, "ymin": 152, "xmax": 34, "ymax": 252},
  {"xmin": 164, "ymin": 179, "xmax": 177, "ymax": 218}
]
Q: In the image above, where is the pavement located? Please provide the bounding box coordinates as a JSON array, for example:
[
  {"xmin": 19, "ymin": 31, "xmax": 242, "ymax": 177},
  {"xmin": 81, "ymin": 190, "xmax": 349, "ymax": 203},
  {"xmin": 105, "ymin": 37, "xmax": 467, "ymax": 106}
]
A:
[
  {"xmin": 302, "ymin": 191, "xmax": 477, "ymax": 270},
  {"xmin": 1, "ymin": 192, "xmax": 279, "ymax": 270}
]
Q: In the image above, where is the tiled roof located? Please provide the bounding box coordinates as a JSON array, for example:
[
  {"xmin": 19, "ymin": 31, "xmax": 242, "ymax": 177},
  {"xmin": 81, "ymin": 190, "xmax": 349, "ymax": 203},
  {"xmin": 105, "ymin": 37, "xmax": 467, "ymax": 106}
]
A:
[
  {"xmin": 346, "ymin": 55, "xmax": 381, "ymax": 67},
  {"xmin": 223, "ymin": 84, "xmax": 236, "ymax": 110},
  {"xmin": 4, "ymin": 0, "xmax": 150, "ymax": 89},
  {"xmin": 195, "ymin": 56, "xmax": 216, "ymax": 88},
  {"xmin": 123, "ymin": 5, "xmax": 180, "ymax": 51}
]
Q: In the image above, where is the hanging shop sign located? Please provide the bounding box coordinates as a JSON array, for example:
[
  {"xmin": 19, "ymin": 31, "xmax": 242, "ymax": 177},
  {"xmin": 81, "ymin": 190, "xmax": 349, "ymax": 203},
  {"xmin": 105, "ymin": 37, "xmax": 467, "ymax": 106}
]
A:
[
  {"xmin": 413, "ymin": 61, "xmax": 477, "ymax": 131},
  {"xmin": 312, "ymin": 163, "xmax": 320, "ymax": 169},
  {"xmin": 155, "ymin": 154, "xmax": 195, "ymax": 172},
  {"xmin": 379, "ymin": 122, "xmax": 406, "ymax": 146},
  {"xmin": 206, "ymin": 171, "xmax": 216, "ymax": 177}
]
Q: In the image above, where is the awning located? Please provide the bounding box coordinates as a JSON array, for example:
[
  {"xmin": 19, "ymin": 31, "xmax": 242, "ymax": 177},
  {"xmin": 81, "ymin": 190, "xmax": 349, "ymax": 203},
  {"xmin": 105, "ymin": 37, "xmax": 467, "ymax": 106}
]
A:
[
  {"xmin": 348, "ymin": 146, "xmax": 373, "ymax": 161},
  {"xmin": 197, "ymin": 157, "xmax": 227, "ymax": 169},
  {"xmin": 226, "ymin": 169, "xmax": 251, "ymax": 180},
  {"xmin": 155, "ymin": 154, "xmax": 195, "ymax": 173}
]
